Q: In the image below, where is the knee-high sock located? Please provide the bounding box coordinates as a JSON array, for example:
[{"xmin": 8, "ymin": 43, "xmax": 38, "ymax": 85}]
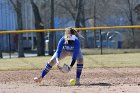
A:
[
  {"xmin": 76, "ymin": 64, "xmax": 83, "ymax": 81},
  {"xmin": 41, "ymin": 64, "xmax": 52, "ymax": 78}
]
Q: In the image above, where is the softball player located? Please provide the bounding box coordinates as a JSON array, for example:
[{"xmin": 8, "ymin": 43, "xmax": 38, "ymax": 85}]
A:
[{"xmin": 34, "ymin": 27, "xmax": 83, "ymax": 85}]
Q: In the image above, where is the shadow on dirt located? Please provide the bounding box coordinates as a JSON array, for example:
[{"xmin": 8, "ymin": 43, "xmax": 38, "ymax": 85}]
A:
[
  {"xmin": 84, "ymin": 83, "xmax": 112, "ymax": 86},
  {"xmin": 39, "ymin": 84, "xmax": 49, "ymax": 86},
  {"xmin": 38, "ymin": 83, "xmax": 112, "ymax": 87}
]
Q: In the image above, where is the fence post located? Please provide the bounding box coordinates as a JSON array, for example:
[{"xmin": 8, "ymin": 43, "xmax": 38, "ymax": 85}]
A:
[
  {"xmin": 0, "ymin": 43, "xmax": 2, "ymax": 58},
  {"xmin": 100, "ymin": 29, "xmax": 103, "ymax": 55},
  {"xmin": 9, "ymin": 34, "xmax": 11, "ymax": 58}
]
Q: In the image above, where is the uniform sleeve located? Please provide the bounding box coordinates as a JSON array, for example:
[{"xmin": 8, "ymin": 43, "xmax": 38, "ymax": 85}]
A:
[
  {"xmin": 56, "ymin": 37, "xmax": 64, "ymax": 58},
  {"xmin": 72, "ymin": 39, "xmax": 80, "ymax": 60}
]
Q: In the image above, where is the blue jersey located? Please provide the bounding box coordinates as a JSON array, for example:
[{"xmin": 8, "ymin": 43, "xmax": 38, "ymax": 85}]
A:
[{"xmin": 56, "ymin": 36, "xmax": 80, "ymax": 60}]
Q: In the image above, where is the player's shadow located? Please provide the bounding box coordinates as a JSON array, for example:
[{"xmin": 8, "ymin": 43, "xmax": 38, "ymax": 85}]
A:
[
  {"xmin": 85, "ymin": 83, "xmax": 112, "ymax": 86},
  {"xmin": 38, "ymin": 83, "xmax": 112, "ymax": 87},
  {"xmin": 39, "ymin": 84, "xmax": 49, "ymax": 86}
]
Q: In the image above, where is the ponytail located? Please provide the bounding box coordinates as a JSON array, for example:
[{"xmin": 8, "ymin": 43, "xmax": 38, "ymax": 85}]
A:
[{"xmin": 64, "ymin": 27, "xmax": 84, "ymax": 41}]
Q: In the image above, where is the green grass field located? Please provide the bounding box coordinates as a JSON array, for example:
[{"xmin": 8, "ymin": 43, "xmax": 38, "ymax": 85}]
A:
[
  {"xmin": 0, "ymin": 53, "xmax": 140, "ymax": 71},
  {"xmin": 82, "ymin": 48, "xmax": 140, "ymax": 55}
]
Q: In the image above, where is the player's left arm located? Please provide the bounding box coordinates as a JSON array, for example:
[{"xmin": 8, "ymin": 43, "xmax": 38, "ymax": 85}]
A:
[{"xmin": 70, "ymin": 39, "xmax": 80, "ymax": 67}]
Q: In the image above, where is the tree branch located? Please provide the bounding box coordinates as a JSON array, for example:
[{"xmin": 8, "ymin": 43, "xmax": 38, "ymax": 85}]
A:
[
  {"xmin": 68, "ymin": 0, "xmax": 75, "ymax": 8},
  {"xmin": 9, "ymin": 0, "xmax": 17, "ymax": 12},
  {"xmin": 58, "ymin": 3, "xmax": 75, "ymax": 20},
  {"xmin": 134, "ymin": 4, "xmax": 140, "ymax": 14}
]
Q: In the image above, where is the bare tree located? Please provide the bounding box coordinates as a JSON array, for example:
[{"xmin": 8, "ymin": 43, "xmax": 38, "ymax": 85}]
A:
[
  {"xmin": 58, "ymin": 0, "xmax": 88, "ymax": 48},
  {"xmin": 123, "ymin": 0, "xmax": 136, "ymax": 48},
  {"xmin": 9, "ymin": 0, "xmax": 24, "ymax": 57},
  {"xmin": 134, "ymin": 4, "xmax": 140, "ymax": 20},
  {"xmin": 58, "ymin": 0, "xmax": 76, "ymax": 20},
  {"xmin": 134, "ymin": 4, "xmax": 140, "ymax": 47},
  {"xmin": 30, "ymin": 0, "xmax": 45, "ymax": 56},
  {"xmin": 93, "ymin": 0, "xmax": 97, "ymax": 48},
  {"xmin": 75, "ymin": 0, "xmax": 83, "ymax": 27},
  {"xmin": 80, "ymin": 0, "xmax": 88, "ymax": 48},
  {"xmin": 48, "ymin": 0, "xmax": 54, "ymax": 55}
]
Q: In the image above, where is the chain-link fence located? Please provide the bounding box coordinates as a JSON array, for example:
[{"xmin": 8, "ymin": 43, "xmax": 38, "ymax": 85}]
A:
[{"xmin": 0, "ymin": 26, "xmax": 140, "ymax": 58}]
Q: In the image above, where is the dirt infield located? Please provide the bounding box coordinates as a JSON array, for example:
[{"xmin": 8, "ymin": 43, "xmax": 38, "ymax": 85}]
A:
[{"xmin": 0, "ymin": 68, "xmax": 140, "ymax": 93}]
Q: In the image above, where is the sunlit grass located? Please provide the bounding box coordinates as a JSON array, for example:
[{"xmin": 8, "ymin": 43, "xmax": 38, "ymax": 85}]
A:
[
  {"xmin": 0, "ymin": 53, "xmax": 140, "ymax": 71},
  {"xmin": 82, "ymin": 48, "xmax": 140, "ymax": 55}
]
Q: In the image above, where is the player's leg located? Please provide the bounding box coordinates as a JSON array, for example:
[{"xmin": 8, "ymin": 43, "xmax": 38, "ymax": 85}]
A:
[
  {"xmin": 34, "ymin": 50, "xmax": 68, "ymax": 83},
  {"xmin": 42, "ymin": 50, "xmax": 69, "ymax": 74},
  {"xmin": 41, "ymin": 50, "xmax": 69, "ymax": 77},
  {"xmin": 76, "ymin": 50, "xmax": 83, "ymax": 85},
  {"xmin": 34, "ymin": 55, "xmax": 56, "ymax": 83}
]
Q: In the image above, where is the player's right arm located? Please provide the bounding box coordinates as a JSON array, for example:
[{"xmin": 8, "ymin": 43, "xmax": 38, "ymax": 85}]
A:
[{"xmin": 55, "ymin": 37, "xmax": 64, "ymax": 65}]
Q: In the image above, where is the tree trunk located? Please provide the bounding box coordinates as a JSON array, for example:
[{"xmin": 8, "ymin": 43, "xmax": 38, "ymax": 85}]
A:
[
  {"xmin": 75, "ymin": 0, "xmax": 83, "ymax": 28},
  {"xmin": 126, "ymin": 0, "xmax": 135, "ymax": 48},
  {"xmin": 80, "ymin": 1, "xmax": 88, "ymax": 48},
  {"xmin": 16, "ymin": 0, "xmax": 24, "ymax": 57},
  {"xmin": 10, "ymin": 0, "xmax": 24, "ymax": 57},
  {"xmin": 31, "ymin": 0, "xmax": 45, "ymax": 56},
  {"xmin": 49, "ymin": 0, "xmax": 54, "ymax": 55},
  {"xmin": 93, "ymin": 0, "xmax": 97, "ymax": 48},
  {"xmin": 9, "ymin": 0, "xmax": 24, "ymax": 57}
]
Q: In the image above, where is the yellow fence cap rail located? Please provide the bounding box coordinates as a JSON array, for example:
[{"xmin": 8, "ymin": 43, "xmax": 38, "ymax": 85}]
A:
[{"xmin": 0, "ymin": 25, "xmax": 140, "ymax": 34}]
